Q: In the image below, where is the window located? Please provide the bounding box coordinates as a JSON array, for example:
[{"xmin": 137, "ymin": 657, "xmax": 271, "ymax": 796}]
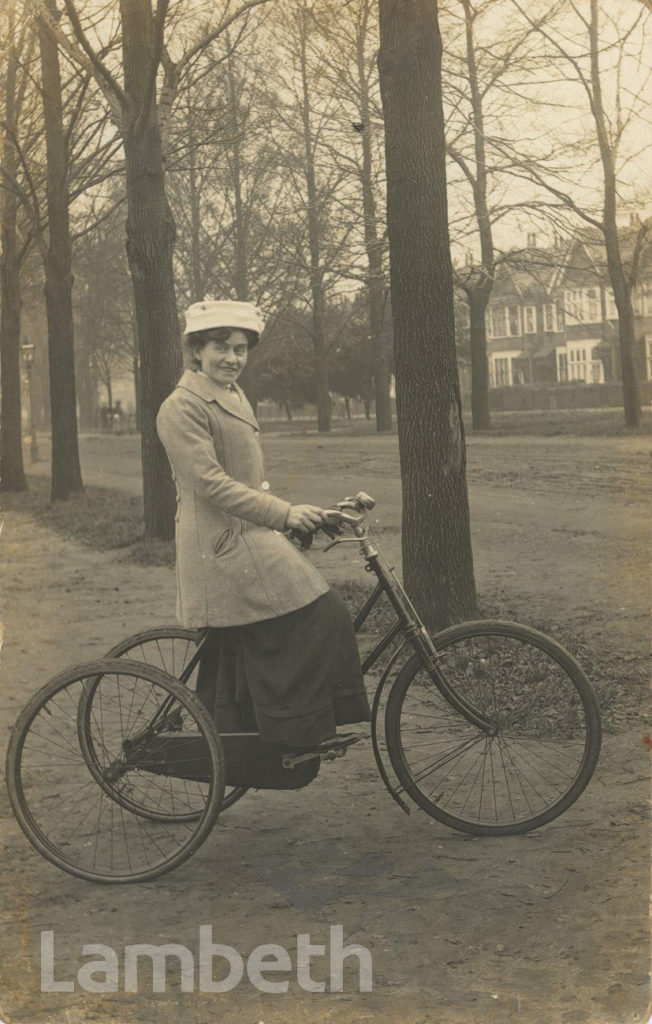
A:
[
  {"xmin": 631, "ymin": 286, "xmax": 652, "ymax": 317},
  {"xmin": 557, "ymin": 350, "xmax": 568, "ymax": 382},
  {"xmin": 488, "ymin": 305, "xmax": 522, "ymax": 339},
  {"xmin": 566, "ymin": 340, "xmax": 604, "ymax": 383},
  {"xmin": 493, "ymin": 357, "xmax": 510, "ymax": 387},
  {"xmin": 564, "ymin": 287, "xmax": 603, "ymax": 324},
  {"xmin": 490, "ymin": 350, "xmax": 522, "ymax": 387},
  {"xmin": 565, "ymin": 289, "xmax": 583, "ymax": 323},
  {"xmin": 524, "ymin": 306, "xmax": 537, "ymax": 334},
  {"xmin": 544, "ymin": 303, "xmax": 563, "ymax": 332},
  {"xmin": 508, "ymin": 305, "xmax": 520, "ymax": 336},
  {"xmin": 585, "ymin": 288, "xmax": 601, "ymax": 322}
]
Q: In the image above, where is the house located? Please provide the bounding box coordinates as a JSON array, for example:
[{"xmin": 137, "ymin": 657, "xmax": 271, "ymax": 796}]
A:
[{"xmin": 471, "ymin": 222, "xmax": 652, "ymax": 387}]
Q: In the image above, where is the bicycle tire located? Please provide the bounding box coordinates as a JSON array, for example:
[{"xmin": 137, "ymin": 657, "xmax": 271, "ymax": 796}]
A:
[
  {"xmin": 6, "ymin": 659, "xmax": 225, "ymax": 883},
  {"xmin": 385, "ymin": 620, "xmax": 601, "ymax": 836},
  {"xmin": 102, "ymin": 626, "xmax": 247, "ymax": 814}
]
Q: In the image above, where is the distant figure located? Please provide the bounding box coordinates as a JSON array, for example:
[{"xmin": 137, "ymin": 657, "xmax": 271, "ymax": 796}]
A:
[
  {"xmin": 99, "ymin": 405, "xmax": 110, "ymax": 432},
  {"xmin": 112, "ymin": 400, "xmax": 125, "ymax": 435}
]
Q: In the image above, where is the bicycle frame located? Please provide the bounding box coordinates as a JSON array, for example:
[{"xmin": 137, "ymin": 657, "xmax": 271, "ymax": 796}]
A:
[{"xmin": 334, "ymin": 525, "xmax": 495, "ymax": 735}]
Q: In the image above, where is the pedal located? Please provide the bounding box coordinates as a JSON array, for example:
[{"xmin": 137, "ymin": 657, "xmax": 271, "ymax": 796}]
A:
[
  {"xmin": 282, "ymin": 733, "xmax": 362, "ymax": 770},
  {"xmin": 282, "ymin": 750, "xmax": 320, "ymax": 769}
]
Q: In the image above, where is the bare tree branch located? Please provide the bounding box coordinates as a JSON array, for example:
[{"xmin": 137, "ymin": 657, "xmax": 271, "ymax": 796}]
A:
[{"xmin": 59, "ymin": 0, "xmax": 127, "ymax": 110}]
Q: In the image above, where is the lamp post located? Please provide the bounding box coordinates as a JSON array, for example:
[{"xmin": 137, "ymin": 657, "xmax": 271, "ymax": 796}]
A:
[{"xmin": 21, "ymin": 340, "xmax": 40, "ymax": 463}]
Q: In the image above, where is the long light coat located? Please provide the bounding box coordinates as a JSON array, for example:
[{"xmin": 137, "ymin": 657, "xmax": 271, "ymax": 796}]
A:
[{"xmin": 156, "ymin": 370, "xmax": 329, "ymax": 627}]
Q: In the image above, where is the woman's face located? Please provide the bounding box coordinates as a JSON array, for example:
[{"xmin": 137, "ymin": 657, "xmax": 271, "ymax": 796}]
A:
[{"xmin": 198, "ymin": 329, "xmax": 248, "ymax": 386}]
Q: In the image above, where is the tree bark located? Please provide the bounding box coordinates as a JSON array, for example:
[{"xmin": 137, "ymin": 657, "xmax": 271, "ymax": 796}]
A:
[
  {"xmin": 378, "ymin": 0, "xmax": 477, "ymax": 630},
  {"xmin": 120, "ymin": 0, "xmax": 181, "ymax": 539},
  {"xmin": 0, "ymin": 23, "xmax": 28, "ymax": 493},
  {"xmin": 39, "ymin": 0, "xmax": 84, "ymax": 501}
]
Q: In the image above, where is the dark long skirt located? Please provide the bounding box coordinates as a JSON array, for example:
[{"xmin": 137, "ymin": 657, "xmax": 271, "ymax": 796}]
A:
[{"xmin": 194, "ymin": 588, "xmax": 371, "ymax": 745}]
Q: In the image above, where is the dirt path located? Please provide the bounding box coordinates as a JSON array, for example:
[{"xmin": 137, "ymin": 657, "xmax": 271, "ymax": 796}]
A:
[{"xmin": 1, "ymin": 435, "xmax": 650, "ymax": 1023}]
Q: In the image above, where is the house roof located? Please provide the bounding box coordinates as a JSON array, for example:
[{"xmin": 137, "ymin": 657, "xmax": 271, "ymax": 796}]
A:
[
  {"xmin": 557, "ymin": 222, "xmax": 652, "ymax": 287},
  {"xmin": 485, "ymin": 220, "xmax": 652, "ymax": 301},
  {"xmin": 492, "ymin": 245, "xmax": 568, "ymax": 298}
]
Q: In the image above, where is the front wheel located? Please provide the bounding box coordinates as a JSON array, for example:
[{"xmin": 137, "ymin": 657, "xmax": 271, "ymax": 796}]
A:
[{"xmin": 385, "ymin": 620, "xmax": 601, "ymax": 836}]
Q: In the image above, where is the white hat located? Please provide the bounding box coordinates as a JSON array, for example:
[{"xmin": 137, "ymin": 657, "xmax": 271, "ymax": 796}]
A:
[{"xmin": 183, "ymin": 299, "xmax": 265, "ymax": 337}]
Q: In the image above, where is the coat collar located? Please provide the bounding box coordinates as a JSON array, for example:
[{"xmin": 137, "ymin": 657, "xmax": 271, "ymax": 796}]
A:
[{"xmin": 176, "ymin": 369, "xmax": 259, "ymax": 430}]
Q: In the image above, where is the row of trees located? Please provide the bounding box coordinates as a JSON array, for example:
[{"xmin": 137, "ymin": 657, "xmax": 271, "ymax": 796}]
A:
[{"xmin": 0, "ymin": 0, "xmax": 650, "ymax": 626}]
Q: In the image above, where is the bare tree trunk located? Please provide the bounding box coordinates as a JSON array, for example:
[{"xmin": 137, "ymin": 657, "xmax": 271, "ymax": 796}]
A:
[
  {"xmin": 299, "ymin": 7, "xmax": 330, "ymax": 433},
  {"xmin": 378, "ymin": 0, "xmax": 477, "ymax": 630},
  {"xmin": 39, "ymin": 0, "xmax": 83, "ymax": 501},
  {"xmin": 133, "ymin": 351, "xmax": 141, "ymax": 430},
  {"xmin": 467, "ymin": 290, "xmax": 491, "ymax": 429},
  {"xmin": 75, "ymin": 321, "xmax": 96, "ymax": 429},
  {"xmin": 120, "ymin": 0, "xmax": 181, "ymax": 540},
  {"xmin": 75, "ymin": 356, "xmax": 96, "ymax": 430},
  {"xmin": 188, "ymin": 144, "xmax": 204, "ymax": 302},
  {"xmin": 588, "ymin": 0, "xmax": 640, "ymax": 427},
  {"xmin": 0, "ymin": 22, "xmax": 28, "ymax": 493},
  {"xmin": 225, "ymin": 45, "xmax": 257, "ymax": 407},
  {"xmin": 106, "ymin": 375, "xmax": 113, "ymax": 431},
  {"xmin": 0, "ymin": 214, "xmax": 27, "ymax": 493},
  {"xmin": 355, "ymin": 14, "xmax": 392, "ymax": 432},
  {"xmin": 458, "ymin": 0, "xmax": 492, "ymax": 431}
]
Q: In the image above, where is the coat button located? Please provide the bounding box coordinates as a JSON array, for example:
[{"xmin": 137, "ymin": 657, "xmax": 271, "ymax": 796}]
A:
[{"xmin": 261, "ymin": 481, "xmax": 270, "ymax": 491}]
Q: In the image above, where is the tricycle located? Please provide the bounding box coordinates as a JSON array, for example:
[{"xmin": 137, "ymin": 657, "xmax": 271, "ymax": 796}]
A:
[{"xmin": 5, "ymin": 492, "xmax": 601, "ymax": 883}]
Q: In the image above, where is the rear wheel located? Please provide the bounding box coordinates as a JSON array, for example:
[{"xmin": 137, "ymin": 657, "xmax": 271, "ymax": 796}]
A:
[
  {"xmin": 6, "ymin": 660, "xmax": 224, "ymax": 883},
  {"xmin": 103, "ymin": 627, "xmax": 247, "ymax": 814},
  {"xmin": 385, "ymin": 620, "xmax": 601, "ymax": 835}
]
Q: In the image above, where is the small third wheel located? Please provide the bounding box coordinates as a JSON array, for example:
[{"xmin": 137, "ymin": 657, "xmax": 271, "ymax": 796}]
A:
[{"xmin": 385, "ymin": 620, "xmax": 601, "ymax": 836}]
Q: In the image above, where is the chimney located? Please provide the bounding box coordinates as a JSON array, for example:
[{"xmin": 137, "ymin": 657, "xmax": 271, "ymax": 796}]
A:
[{"xmin": 527, "ymin": 232, "xmax": 537, "ymax": 247}]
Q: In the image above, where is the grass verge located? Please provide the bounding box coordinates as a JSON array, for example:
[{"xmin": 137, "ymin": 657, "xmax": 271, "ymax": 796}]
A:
[
  {"xmin": 260, "ymin": 407, "xmax": 652, "ymax": 438},
  {"xmin": 2, "ymin": 476, "xmax": 175, "ymax": 567}
]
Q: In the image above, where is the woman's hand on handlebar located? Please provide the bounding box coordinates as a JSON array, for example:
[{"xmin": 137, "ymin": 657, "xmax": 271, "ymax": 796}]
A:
[{"xmin": 285, "ymin": 504, "xmax": 326, "ymax": 533}]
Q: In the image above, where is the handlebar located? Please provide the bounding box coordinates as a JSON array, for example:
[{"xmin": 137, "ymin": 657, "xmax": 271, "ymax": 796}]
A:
[{"xmin": 285, "ymin": 491, "xmax": 375, "ymax": 549}]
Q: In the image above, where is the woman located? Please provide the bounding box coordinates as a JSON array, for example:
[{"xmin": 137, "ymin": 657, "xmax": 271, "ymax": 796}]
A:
[{"xmin": 156, "ymin": 299, "xmax": 370, "ymax": 750}]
